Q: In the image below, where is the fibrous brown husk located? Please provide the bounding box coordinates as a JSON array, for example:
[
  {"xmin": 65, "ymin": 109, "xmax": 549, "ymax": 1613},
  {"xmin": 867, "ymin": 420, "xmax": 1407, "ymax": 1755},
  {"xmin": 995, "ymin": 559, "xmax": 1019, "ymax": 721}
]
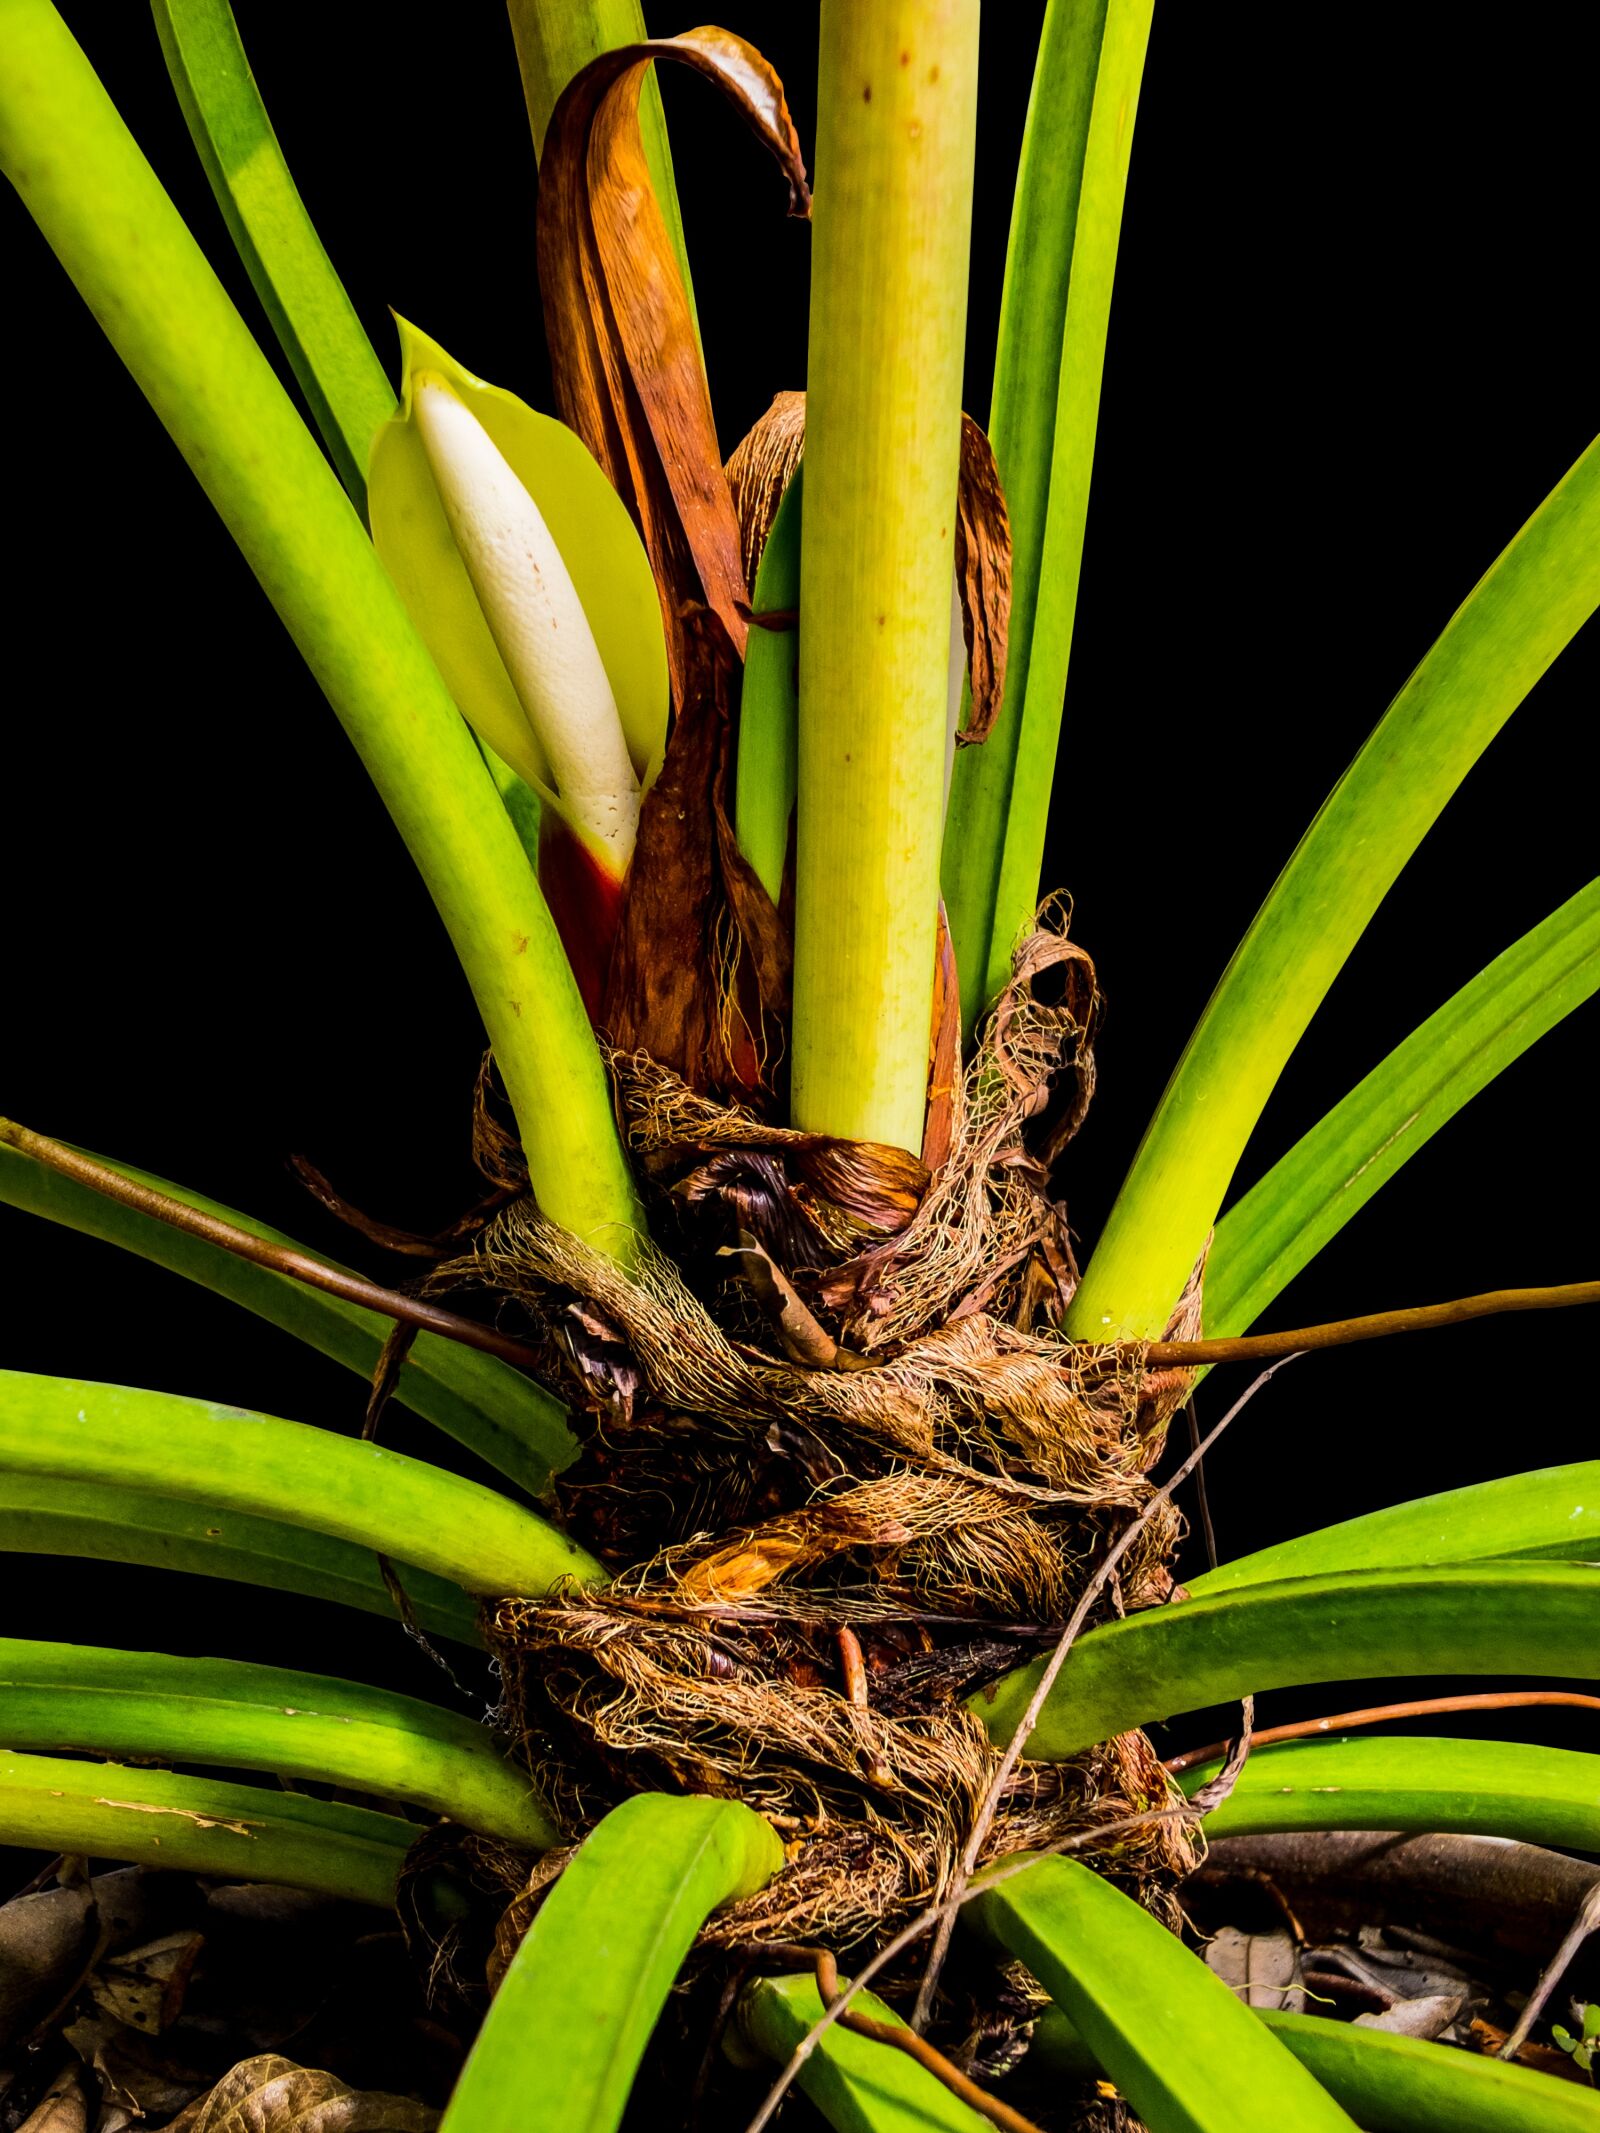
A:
[{"xmin": 435, "ymin": 907, "xmax": 1200, "ymax": 1959}]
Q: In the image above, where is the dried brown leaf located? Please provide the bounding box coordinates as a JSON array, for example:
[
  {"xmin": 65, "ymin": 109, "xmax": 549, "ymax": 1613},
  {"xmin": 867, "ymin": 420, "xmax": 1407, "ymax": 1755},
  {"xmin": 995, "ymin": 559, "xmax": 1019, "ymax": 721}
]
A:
[
  {"xmin": 16, "ymin": 2065, "xmax": 88, "ymax": 2133},
  {"xmin": 725, "ymin": 389, "xmax": 807, "ymax": 593},
  {"xmin": 166, "ymin": 2055, "xmax": 436, "ymax": 2133},
  {"xmin": 87, "ymin": 1931, "xmax": 204, "ymax": 2036},
  {"xmin": 718, "ymin": 1236, "xmax": 871, "ymax": 1370},
  {"xmin": 952, "ymin": 415, "xmax": 1011, "ymax": 747}
]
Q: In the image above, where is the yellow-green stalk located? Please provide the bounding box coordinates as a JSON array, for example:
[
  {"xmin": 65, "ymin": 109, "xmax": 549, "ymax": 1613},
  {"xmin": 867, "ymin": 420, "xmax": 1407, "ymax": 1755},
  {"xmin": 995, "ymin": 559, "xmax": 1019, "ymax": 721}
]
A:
[{"xmin": 791, "ymin": 0, "xmax": 980, "ymax": 1154}]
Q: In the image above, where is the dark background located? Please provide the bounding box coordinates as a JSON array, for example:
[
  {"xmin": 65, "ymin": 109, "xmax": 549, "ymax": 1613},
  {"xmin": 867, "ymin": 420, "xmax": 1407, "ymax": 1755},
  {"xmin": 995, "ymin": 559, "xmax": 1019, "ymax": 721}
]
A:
[{"xmin": 3, "ymin": 6, "xmax": 1595, "ymax": 1760}]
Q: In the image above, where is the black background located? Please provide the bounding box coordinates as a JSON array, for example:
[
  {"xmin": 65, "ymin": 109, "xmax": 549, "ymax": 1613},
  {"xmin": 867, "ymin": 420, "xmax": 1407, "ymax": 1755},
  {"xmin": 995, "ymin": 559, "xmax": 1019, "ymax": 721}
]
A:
[{"xmin": 2, "ymin": 5, "xmax": 1596, "ymax": 1760}]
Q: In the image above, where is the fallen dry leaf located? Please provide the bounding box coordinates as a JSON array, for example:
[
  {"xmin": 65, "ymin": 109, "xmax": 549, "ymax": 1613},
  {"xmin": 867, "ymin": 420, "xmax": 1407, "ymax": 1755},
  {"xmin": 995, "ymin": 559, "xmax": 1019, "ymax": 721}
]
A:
[{"xmin": 164, "ymin": 2055, "xmax": 436, "ymax": 2133}]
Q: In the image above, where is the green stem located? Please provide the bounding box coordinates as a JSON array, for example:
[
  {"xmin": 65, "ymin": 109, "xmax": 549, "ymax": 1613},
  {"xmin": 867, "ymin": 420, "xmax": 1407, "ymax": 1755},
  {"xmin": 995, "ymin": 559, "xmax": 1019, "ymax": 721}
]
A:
[
  {"xmin": 0, "ymin": 1473, "xmax": 482, "ymax": 1646},
  {"xmin": 943, "ymin": 0, "xmax": 1154, "ymax": 1037},
  {"xmin": 1, "ymin": 1748, "xmax": 411, "ymax": 1909},
  {"xmin": 0, "ymin": 1368, "xmax": 602, "ymax": 1597},
  {"xmin": 150, "ymin": 0, "xmax": 394, "ymax": 515},
  {"xmin": 791, "ymin": 0, "xmax": 980, "ymax": 1153},
  {"xmin": 1066, "ymin": 432, "xmax": 1600, "ymax": 1339},
  {"xmin": 0, "ymin": 0, "xmax": 639, "ymax": 1252},
  {"xmin": 505, "ymin": 0, "xmax": 701, "ymax": 356},
  {"xmin": 0, "ymin": 1638, "xmax": 552, "ymax": 1847}
]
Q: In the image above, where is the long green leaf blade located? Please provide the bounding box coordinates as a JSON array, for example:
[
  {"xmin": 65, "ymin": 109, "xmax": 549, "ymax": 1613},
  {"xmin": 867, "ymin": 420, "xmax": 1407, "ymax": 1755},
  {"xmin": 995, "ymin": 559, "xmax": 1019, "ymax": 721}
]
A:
[
  {"xmin": 975, "ymin": 1563, "xmax": 1599, "ymax": 1760},
  {"xmin": 1180, "ymin": 1736, "xmax": 1600, "ymax": 1852},
  {"xmin": 735, "ymin": 472, "xmax": 802, "ymax": 904},
  {"xmin": 1066, "ymin": 435, "xmax": 1600, "ymax": 1339},
  {"xmin": 943, "ymin": 0, "xmax": 1155, "ymax": 1036},
  {"xmin": 738, "ymin": 1973, "xmax": 990, "ymax": 2132},
  {"xmin": 1029, "ymin": 2002, "xmax": 1600, "ymax": 2133},
  {"xmin": 0, "ymin": 0, "xmax": 638, "ymax": 1250},
  {"xmin": 967, "ymin": 1853, "xmax": 1356, "ymax": 2131},
  {"xmin": 149, "ymin": 0, "xmax": 393, "ymax": 513},
  {"xmin": 1206, "ymin": 881, "xmax": 1600, "ymax": 1337},
  {"xmin": 0, "ymin": 1137, "xmax": 578, "ymax": 1498},
  {"xmin": 0, "ymin": 1748, "xmax": 412, "ymax": 1908},
  {"xmin": 0, "ymin": 1369, "xmax": 602, "ymax": 1598},
  {"xmin": 440, "ymin": 1793, "xmax": 781, "ymax": 2133},
  {"xmin": 0, "ymin": 1474, "xmax": 482, "ymax": 1646},
  {"xmin": 0, "ymin": 1637, "xmax": 554, "ymax": 1847},
  {"xmin": 1188, "ymin": 1463, "xmax": 1600, "ymax": 1596}
]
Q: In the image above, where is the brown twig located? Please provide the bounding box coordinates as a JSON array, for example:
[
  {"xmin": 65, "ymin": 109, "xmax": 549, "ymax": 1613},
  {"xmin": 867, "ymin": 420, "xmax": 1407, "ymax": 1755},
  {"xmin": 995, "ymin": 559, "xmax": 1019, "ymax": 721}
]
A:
[
  {"xmin": 813, "ymin": 1950, "xmax": 1046, "ymax": 2133},
  {"xmin": 908, "ymin": 1359, "xmax": 1296, "ymax": 2030},
  {"xmin": 1143, "ymin": 1280, "xmax": 1600, "ymax": 1367},
  {"xmin": 1499, "ymin": 1881, "xmax": 1600, "ymax": 2061},
  {"xmin": 836, "ymin": 1625, "xmax": 869, "ymax": 1709},
  {"xmin": 0, "ymin": 1118, "xmax": 548, "ymax": 1374},
  {"xmin": 1165, "ymin": 1690, "xmax": 1600, "ymax": 1777}
]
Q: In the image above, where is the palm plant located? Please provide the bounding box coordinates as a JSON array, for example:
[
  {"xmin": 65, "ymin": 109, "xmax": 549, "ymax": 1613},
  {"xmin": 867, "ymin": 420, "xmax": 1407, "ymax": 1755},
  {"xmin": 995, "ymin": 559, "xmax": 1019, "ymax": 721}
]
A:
[{"xmin": 2, "ymin": 3, "xmax": 1597, "ymax": 2130}]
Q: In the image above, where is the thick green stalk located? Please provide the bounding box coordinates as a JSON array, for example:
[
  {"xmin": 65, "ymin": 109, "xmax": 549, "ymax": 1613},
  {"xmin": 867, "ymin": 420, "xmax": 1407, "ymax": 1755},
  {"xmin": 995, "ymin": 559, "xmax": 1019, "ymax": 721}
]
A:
[
  {"xmin": 1181, "ymin": 1736, "xmax": 1600, "ymax": 1853},
  {"xmin": 1205, "ymin": 879, "xmax": 1600, "ymax": 1337},
  {"xmin": 150, "ymin": 0, "xmax": 393, "ymax": 515},
  {"xmin": 967, "ymin": 1854, "xmax": 1356, "ymax": 2131},
  {"xmin": 791, "ymin": 0, "xmax": 980, "ymax": 1153},
  {"xmin": 440, "ymin": 1794, "xmax": 781, "ymax": 2133},
  {"xmin": 1187, "ymin": 1462, "xmax": 1600, "ymax": 1595},
  {"xmin": 505, "ymin": 0, "xmax": 699, "ymax": 348},
  {"xmin": 0, "ymin": 1474, "xmax": 482, "ymax": 1646},
  {"xmin": 942, "ymin": 0, "xmax": 1154, "ymax": 1036},
  {"xmin": 0, "ymin": 1369, "xmax": 602, "ymax": 1597},
  {"xmin": 1066, "ymin": 433, "xmax": 1600, "ymax": 1339},
  {"xmin": 0, "ymin": 0, "xmax": 638, "ymax": 1251},
  {"xmin": 0, "ymin": 1749, "xmax": 412, "ymax": 1909},
  {"xmin": 0, "ymin": 1638, "xmax": 554, "ymax": 1847},
  {"xmin": 976, "ymin": 1562, "xmax": 1599, "ymax": 1760},
  {"xmin": 739, "ymin": 1974, "xmax": 990, "ymax": 2132},
  {"xmin": 0, "ymin": 1137, "xmax": 577, "ymax": 1498},
  {"xmin": 1029, "ymin": 2004, "xmax": 1600, "ymax": 2133}
]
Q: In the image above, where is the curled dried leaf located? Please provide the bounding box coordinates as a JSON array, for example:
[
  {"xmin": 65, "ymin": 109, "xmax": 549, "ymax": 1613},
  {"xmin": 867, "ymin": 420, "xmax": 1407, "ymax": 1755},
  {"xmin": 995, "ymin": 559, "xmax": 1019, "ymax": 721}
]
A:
[
  {"xmin": 538, "ymin": 32, "xmax": 809, "ymax": 684},
  {"xmin": 725, "ymin": 389, "xmax": 807, "ymax": 594},
  {"xmin": 952, "ymin": 414, "xmax": 1012, "ymax": 747}
]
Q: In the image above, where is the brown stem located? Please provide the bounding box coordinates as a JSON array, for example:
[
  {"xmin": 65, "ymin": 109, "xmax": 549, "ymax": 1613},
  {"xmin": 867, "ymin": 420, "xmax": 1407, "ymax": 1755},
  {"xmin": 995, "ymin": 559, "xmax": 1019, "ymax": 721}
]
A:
[
  {"xmin": 814, "ymin": 1951, "xmax": 1046, "ymax": 2133},
  {"xmin": 0, "ymin": 1117, "xmax": 549, "ymax": 1375},
  {"xmin": 1143, "ymin": 1280, "xmax": 1600, "ymax": 1367},
  {"xmin": 1165, "ymin": 1690, "xmax": 1600, "ymax": 1777}
]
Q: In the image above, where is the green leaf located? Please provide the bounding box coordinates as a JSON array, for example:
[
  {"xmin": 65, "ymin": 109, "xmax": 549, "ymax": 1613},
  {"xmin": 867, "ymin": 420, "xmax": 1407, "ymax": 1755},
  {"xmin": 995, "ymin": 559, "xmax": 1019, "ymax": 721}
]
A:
[
  {"xmin": 942, "ymin": 0, "xmax": 1154, "ymax": 1036},
  {"xmin": 440, "ymin": 1794, "xmax": 782, "ymax": 2133},
  {"xmin": 1187, "ymin": 1463, "xmax": 1600, "ymax": 1596},
  {"xmin": 1180, "ymin": 1736, "xmax": 1600, "ymax": 1853},
  {"xmin": 0, "ymin": 1637, "xmax": 554, "ymax": 1847},
  {"xmin": 735, "ymin": 471, "xmax": 802, "ymax": 905},
  {"xmin": 0, "ymin": 1, "xmax": 638, "ymax": 1250},
  {"xmin": 1066, "ymin": 432, "xmax": 1600, "ymax": 1340},
  {"xmin": 505, "ymin": 0, "xmax": 700, "ymax": 356},
  {"xmin": 149, "ymin": 0, "xmax": 393, "ymax": 515},
  {"xmin": 1029, "ymin": 2002, "xmax": 1600, "ymax": 2132},
  {"xmin": 0, "ymin": 1474, "xmax": 482, "ymax": 1647},
  {"xmin": 1206, "ymin": 880, "xmax": 1600, "ymax": 1338},
  {"xmin": 0, "ymin": 1747, "xmax": 412, "ymax": 1908},
  {"xmin": 966, "ymin": 1853, "xmax": 1356, "ymax": 2131},
  {"xmin": 738, "ymin": 1972, "xmax": 991, "ymax": 2133},
  {"xmin": 368, "ymin": 316, "xmax": 668, "ymax": 838},
  {"xmin": 0, "ymin": 1368, "xmax": 603, "ymax": 1599},
  {"xmin": 975, "ymin": 1563, "xmax": 1599, "ymax": 1760},
  {"xmin": 0, "ymin": 1136, "xmax": 578, "ymax": 1499}
]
